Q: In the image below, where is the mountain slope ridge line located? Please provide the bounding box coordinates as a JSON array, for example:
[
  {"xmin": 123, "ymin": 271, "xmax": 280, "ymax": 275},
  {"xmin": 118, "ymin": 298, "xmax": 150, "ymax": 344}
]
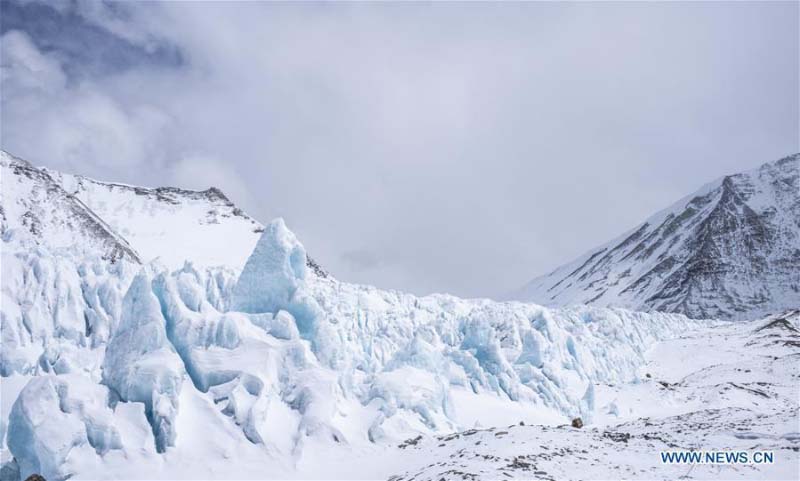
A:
[{"xmin": 514, "ymin": 153, "xmax": 800, "ymax": 320}]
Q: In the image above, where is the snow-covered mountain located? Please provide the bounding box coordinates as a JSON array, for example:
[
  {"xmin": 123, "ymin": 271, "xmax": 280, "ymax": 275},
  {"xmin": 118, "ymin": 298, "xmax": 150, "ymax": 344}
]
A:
[
  {"xmin": 0, "ymin": 152, "xmax": 708, "ymax": 480},
  {"xmin": 1, "ymin": 151, "xmax": 328, "ymax": 276},
  {"xmin": 1, "ymin": 153, "xmax": 140, "ymax": 264},
  {"xmin": 49, "ymin": 167, "xmax": 262, "ymax": 271},
  {"xmin": 515, "ymin": 154, "xmax": 800, "ymax": 321}
]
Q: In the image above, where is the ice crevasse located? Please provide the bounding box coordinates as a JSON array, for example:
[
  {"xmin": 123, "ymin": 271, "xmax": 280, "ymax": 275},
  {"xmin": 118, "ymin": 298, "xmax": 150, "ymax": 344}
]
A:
[{"xmin": 1, "ymin": 218, "xmax": 701, "ymax": 480}]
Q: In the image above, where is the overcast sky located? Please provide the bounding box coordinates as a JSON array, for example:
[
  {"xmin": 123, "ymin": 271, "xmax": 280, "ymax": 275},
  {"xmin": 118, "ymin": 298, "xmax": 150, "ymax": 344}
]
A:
[{"xmin": 1, "ymin": 1, "xmax": 798, "ymax": 298}]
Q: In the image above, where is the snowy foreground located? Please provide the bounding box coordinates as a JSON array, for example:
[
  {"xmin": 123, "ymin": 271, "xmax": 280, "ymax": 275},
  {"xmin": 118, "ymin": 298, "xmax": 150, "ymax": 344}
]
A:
[{"xmin": 390, "ymin": 312, "xmax": 800, "ymax": 480}]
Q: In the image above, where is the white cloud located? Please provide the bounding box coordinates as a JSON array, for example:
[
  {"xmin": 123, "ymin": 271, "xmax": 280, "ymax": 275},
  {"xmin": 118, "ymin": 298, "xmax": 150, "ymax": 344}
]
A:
[
  {"xmin": 1, "ymin": 30, "xmax": 66, "ymax": 93},
  {"xmin": 168, "ymin": 153, "xmax": 255, "ymax": 208},
  {"xmin": 1, "ymin": 1, "xmax": 797, "ymax": 297},
  {"xmin": 1, "ymin": 26, "xmax": 177, "ymax": 182}
]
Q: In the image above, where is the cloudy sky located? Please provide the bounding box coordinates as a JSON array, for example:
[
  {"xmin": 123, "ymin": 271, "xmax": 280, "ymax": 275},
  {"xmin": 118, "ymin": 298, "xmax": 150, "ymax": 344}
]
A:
[{"xmin": 1, "ymin": 1, "xmax": 797, "ymax": 298}]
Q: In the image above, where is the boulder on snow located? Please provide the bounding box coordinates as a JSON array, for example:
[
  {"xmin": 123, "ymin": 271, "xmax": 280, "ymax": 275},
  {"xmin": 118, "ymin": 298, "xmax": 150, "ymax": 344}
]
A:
[{"xmin": 571, "ymin": 417, "xmax": 584, "ymax": 428}]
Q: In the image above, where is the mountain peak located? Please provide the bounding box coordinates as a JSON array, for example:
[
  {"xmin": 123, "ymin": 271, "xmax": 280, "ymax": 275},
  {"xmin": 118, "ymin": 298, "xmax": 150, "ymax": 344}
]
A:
[
  {"xmin": 515, "ymin": 153, "xmax": 800, "ymax": 320},
  {"xmin": 1, "ymin": 151, "xmax": 328, "ymax": 276},
  {"xmin": 1, "ymin": 151, "xmax": 141, "ymax": 264}
]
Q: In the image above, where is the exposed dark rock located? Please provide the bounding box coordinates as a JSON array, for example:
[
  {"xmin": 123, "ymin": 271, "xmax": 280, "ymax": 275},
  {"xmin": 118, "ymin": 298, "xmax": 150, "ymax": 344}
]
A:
[
  {"xmin": 755, "ymin": 317, "xmax": 800, "ymax": 334},
  {"xmin": 398, "ymin": 435, "xmax": 423, "ymax": 449},
  {"xmin": 306, "ymin": 255, "xmax": 329, "ymax": 278}
]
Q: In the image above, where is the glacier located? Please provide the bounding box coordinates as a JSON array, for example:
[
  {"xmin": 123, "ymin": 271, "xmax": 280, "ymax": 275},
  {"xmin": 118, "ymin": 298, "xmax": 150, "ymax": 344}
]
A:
[
  {"xmin": 16, "ymin": 151, "xmax": 794, "ymax": 479},
  {"xmin": 1, "ymin": 208, "xmax": 702, "ymax": 479}
]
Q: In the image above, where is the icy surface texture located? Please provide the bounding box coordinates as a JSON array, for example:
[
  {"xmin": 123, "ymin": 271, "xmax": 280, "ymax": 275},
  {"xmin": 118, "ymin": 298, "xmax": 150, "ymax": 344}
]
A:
[
  {"xmin": 101, "ymin": 271, "xmax": 185, "ymax": 452},
  {"xmin": 231, "ymin": 218, "xmax": 322, "ymax": 338},
  {"xmin": 231, "ymin": 218, "xmax": 306, "ymax": 313},
  {"xmin": 6, "ymin": 375, "xmax": 121, "ymax": 481},
  {"xmin": 1, "ymin": 218, "xmax": 701, "ymax": 466},
  {"xmin": 0, "ymin": 248, "xmax": 135, "ymax": 377},
  {"xmin": 305, "ymin": 278, "xmax": 696, "ymax": 425},
  {"xmin": 121, "ymin": 223, "xmax": 698, "ymax": 453}
]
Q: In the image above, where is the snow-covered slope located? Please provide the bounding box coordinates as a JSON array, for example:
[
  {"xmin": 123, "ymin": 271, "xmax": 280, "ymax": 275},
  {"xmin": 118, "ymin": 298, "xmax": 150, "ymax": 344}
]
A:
[
  {"xmin": 1, "ymin": 152, "xmax": 140, "ymax": 264},
  {"xmin": 2, "ymin": 149, "xmax": 327, "ymax": 275},
  {"xmin": 389, "ymin": 311, "xmax": 800, "ymax": 480},
  {"xmin": 515, "ymin": 154, "xmax": 800, "ymax": 320},
  {"xmin": 48, "ymin": 168, "xmax": 263, "ymax": 271}
]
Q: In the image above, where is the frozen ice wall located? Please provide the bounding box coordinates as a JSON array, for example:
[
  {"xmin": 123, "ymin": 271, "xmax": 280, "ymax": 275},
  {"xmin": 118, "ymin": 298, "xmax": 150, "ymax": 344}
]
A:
[
  {"xmin": 231, "ymin": 218, "xmax": 322, "ymax": 339},
  {"xmin": 101, "ymin": 271, "xmax": 184, "ymax": 452},
  {"xmin": 7, "ymin": 375, "xmax": 121, "ymax": 481},
  {"xmin": 1, "ymin": 217, "xmax": 703, "ymax": 479},
  {"xmin": 0, "ymin": 250, "xmax": 135, "ymax": 376}
]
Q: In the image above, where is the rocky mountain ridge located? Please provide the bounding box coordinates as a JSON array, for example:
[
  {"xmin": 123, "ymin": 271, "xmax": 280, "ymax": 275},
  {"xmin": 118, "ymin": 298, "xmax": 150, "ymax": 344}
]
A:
[
  {"xmin": 516, "ymin": 154, "xmax": 800, "ymax": 320},
  {"xmin": 1, "ymin": 151, "xmax": 327, "ymax": 276}
]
